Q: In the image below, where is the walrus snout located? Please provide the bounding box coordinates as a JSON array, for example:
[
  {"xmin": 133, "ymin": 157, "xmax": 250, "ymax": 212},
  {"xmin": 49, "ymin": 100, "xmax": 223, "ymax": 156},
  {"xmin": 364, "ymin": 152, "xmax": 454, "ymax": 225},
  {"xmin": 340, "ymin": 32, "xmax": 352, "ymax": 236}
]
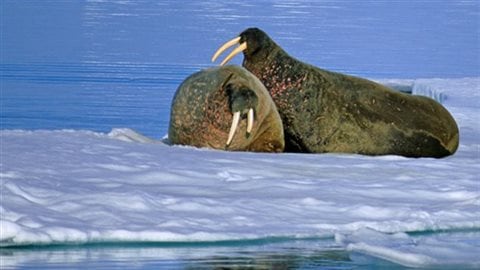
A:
[
  {"xmin": 212, "ymin": 28, "xmax": 271, "ymax": 66},
  {"xmin": 225, "ymin": 84, "xmax": 258, "ymax": 147}
]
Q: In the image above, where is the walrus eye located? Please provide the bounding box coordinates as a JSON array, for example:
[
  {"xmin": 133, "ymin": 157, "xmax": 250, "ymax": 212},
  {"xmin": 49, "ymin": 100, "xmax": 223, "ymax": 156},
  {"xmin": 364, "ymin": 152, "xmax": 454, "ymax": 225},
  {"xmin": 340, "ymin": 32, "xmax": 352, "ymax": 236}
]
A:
[{"xmin": 211, "ymin": 36, "xmax": 248, "ymax": 66}]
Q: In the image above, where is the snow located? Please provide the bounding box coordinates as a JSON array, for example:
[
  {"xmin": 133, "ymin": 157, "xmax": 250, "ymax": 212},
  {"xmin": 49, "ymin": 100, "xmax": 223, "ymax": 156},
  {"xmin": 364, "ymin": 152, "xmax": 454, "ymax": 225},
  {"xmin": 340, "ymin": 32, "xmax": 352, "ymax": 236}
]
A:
[{"xmin": 1, "ymin": 77, "xmax": 479, "ymax": 268}]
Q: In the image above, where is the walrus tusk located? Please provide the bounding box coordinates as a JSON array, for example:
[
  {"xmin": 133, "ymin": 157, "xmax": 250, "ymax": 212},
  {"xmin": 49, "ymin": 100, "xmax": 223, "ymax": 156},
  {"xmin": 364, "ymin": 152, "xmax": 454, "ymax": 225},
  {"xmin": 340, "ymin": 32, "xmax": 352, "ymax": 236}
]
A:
[
  {"xmin": 246, "ymin": 108, "xmax": 254, "ymax": 135},
  {"xmin": 212, "ymin": 37, "xmax": 247, "ymax": 66},
  {"xmin": 226, "ymin": 111, "xmax": 241, "ymax": 147},
  {"xmin": 211, "ymin": 37, "xmax": 240, "ymax": 62},
  {"xmin": 220, "ymin": 42, "xmax": 247, "ymax": 66}
]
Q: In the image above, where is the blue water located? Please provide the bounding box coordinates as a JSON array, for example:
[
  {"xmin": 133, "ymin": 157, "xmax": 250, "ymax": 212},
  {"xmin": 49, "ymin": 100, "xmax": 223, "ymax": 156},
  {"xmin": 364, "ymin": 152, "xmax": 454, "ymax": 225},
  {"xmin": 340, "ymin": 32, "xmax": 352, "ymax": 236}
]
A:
[
  {"xmin": 1, "ymin": 0, "xmax": 479, "ymax": 139},
  {"xmin": 1, "ymin": 0, "xmax": 479, "ymax": 269},
  {"xmin": 2, "ymin": 238, "xmax": 414, "ymax": 270}
]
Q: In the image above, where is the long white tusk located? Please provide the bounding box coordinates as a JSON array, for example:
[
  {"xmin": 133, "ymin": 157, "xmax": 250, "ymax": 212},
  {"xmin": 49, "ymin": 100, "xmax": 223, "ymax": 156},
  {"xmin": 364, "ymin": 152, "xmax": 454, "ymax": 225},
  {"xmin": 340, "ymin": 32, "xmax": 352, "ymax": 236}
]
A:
[
  {"xmin": 226, "ymin": 111, "xmax": 241, "ymax": 147},
  {"xmin": 211, "ymin": 36, "xmax": 240, "ymax": 62},
  {"xmin": 220, "ymin": 42, "xmax": 247, "ymax": 66},
  {"xmin": 246, "ymin": 108, "xmax": 254, "ymax": 135}
]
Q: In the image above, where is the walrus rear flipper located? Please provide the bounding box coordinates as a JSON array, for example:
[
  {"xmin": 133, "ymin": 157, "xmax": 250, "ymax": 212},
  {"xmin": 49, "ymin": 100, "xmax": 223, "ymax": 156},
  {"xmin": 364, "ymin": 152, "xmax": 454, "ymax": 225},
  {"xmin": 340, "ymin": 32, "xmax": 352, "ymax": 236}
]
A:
[{"xmin": 389, "ymin": 129, "xmax": 454, "ymax": 158}]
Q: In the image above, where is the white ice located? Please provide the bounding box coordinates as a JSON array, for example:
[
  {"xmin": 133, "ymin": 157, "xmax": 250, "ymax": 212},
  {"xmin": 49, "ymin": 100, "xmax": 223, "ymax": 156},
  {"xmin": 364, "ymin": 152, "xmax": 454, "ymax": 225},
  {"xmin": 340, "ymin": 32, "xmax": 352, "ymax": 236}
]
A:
[{"xmin": 1, "ymin": 78, "xmax": 479, "ymax": 268}]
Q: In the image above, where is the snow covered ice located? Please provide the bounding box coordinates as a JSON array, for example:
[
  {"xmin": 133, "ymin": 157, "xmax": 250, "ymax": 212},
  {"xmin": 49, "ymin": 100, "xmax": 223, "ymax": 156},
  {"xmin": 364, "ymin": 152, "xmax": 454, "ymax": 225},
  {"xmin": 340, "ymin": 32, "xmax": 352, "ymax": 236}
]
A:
[{"xmin": 1, "ymin": 78, "xmax": 479, "ymax": 268}]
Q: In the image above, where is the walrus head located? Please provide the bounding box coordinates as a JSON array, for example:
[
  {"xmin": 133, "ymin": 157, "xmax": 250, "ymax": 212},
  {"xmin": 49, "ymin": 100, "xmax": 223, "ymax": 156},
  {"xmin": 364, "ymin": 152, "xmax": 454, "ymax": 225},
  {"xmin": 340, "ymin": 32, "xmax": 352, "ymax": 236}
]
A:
[
  {"xmin": 169, "ymin": 66, "xmax": 284, "ymax": 152},
  {"xmin": 212, "ymin": 28, "xmax": 277, "ymax": 66},
  {"xmin": 224, "ymin": 82, "xmax": 258, "ymax": 147}
]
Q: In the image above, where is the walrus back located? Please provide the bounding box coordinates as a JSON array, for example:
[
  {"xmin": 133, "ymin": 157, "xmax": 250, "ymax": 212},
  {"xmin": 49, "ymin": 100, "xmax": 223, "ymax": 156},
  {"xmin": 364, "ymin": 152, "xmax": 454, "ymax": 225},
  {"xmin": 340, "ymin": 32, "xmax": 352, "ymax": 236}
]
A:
[
  {"xmin": 265, "ymin": 59, "xmax": 459, "ymax": 157},
  {"xmin": 168, "ymin": 71, "xmax": 217, "ymax": 147},
  {"xmin": 307, "ymin": 69, "xmax": 460, "ymax": 157}
]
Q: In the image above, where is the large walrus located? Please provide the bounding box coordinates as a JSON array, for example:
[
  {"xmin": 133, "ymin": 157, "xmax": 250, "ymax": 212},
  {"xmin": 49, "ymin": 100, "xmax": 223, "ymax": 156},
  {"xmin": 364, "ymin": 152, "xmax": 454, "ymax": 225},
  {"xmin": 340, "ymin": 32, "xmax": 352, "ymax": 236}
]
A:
[
  {"xmin": 212, "ymin": 28, "xmax": 459, "ymax": 158},
  {"xmin": 169, "ymin": 65, "xmax": 284, "ymax": 152}
]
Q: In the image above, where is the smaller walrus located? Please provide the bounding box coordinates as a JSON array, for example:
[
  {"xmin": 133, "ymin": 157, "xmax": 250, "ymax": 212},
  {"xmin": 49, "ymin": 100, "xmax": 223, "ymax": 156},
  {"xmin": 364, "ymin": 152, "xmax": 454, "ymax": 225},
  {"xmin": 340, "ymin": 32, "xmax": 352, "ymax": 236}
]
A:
[
  {"xmin": 169, "ymin": 65, "xmax": 284, "ymax": 152},
  {"xmin": 212, "ymin": 28, "xmax": 459, "ymax": 158}
]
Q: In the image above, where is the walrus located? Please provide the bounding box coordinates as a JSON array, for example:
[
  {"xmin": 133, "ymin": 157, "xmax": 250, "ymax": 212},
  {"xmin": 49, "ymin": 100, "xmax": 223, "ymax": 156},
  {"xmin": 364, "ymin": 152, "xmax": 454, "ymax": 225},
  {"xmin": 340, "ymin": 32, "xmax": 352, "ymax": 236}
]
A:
[
  {"xmin": 168, "ymin": 65, "xmax": 284, "ymax": 152},
  {"xmin": 212, "ymin": 28, "xmax": 459, "ymax": 158}
]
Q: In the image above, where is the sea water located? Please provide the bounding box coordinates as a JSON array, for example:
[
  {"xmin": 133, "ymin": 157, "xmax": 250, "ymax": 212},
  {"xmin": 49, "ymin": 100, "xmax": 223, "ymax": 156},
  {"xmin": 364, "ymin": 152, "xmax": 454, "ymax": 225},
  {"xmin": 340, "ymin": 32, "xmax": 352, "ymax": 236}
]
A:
[
  {"xmin": 1, "ymin": 1, "xmax": 479, "ymax": 269},
  {"xmin": 2, "ymin": 0, "xmax": 478, "ymax": 138}
]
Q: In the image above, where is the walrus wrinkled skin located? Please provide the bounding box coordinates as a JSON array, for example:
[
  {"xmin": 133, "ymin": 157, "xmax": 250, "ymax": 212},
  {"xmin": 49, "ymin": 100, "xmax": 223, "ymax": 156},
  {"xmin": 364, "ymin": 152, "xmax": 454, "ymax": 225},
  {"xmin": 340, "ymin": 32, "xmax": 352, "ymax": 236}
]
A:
[
  {"xmin": 169, "ymin": 65, "xmax": 284, "ymax": 152},
  {"xmin": 212, "ymin": 28, "xmax": 459, "ymax": 158}
]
